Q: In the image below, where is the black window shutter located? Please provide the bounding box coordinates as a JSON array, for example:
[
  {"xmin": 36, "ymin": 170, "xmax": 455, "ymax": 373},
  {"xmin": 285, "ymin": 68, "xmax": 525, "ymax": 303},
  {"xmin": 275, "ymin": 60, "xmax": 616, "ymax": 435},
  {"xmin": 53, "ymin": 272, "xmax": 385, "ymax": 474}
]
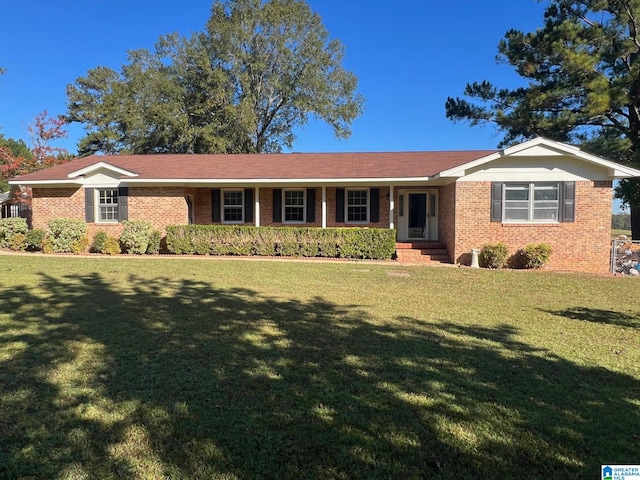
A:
[
  {"xmin": 212, "ymin": 189, "xmax": 221, "ymax": 222},
  {"xmin": 306, "ymin": 188, "xmax": 316, "ymax": 223},
  {"xmin": 85, "ymin": 188, "xmax": 95, "ymax": 222},
  {"xmin": 370, "ymin": 188, "xmax": 379, "ymax": 223},
  {"xmin": 244, "ymin": 188, "xmax": 254, "ymax": 223},
  {"xmin": 336, "ymin": 188, "xmax": 345, "ymax": 223},
  {"xmin": 490, "ymin": 182, "xmax": 503, "ymax": 222},
  {"xmin": 562, "ymin": 181, "xmax": 575, "ymax": 222},
  {"xmin": 273, "ymin": 189, "xmax": 282, "ymax": 222},
  {"xmin": 118, "ymin": 186, "xmax": 129, "ymax": 221}
]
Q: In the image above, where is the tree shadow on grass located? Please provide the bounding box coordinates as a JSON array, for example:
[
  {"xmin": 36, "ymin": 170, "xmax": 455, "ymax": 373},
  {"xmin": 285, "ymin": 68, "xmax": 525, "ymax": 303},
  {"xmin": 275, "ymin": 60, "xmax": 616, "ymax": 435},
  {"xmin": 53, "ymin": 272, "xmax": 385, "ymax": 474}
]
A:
[
  {"xmin": 0, "ymin": 271, "xmax": 638, "ymax": 479},
  {"xmin": 541, "ymin": 306, "xmax": 640, "ymax": 328}
]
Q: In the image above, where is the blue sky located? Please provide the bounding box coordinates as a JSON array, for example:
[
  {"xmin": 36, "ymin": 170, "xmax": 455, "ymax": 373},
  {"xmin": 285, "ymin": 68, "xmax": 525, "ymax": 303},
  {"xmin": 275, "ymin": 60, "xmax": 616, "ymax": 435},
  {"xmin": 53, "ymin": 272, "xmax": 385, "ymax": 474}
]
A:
[
  {"xmin": 0, "ymin": 0, "xmax": 546, "ymax": 153},
  {"xmin": 0, "ymin": 1, "xmax": 625, "ymax": 210}
]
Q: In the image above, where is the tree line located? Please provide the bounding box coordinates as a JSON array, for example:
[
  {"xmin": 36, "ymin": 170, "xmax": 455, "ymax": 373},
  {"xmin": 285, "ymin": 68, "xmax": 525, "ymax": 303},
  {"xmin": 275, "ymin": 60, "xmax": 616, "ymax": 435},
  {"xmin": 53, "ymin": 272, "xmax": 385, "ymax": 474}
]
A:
[{"xmin": 612, "ymin": 212, "xmax": 631, "ymax": 231}]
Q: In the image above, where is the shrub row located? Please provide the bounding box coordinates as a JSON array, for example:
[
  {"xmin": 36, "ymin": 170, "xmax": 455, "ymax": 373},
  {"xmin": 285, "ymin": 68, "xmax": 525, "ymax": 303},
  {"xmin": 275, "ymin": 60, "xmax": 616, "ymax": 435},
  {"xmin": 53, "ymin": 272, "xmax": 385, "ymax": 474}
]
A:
[
  {"xmin": 479, "ymin": 242, "xmax": 552, "ymax": 269},
  {"xmin": 1, "ymin": 218, "xmax": 161, "ymax": 255},
  {"xmin": 166, "ymin": 225, "xmax": 397, "ymax": 260}
]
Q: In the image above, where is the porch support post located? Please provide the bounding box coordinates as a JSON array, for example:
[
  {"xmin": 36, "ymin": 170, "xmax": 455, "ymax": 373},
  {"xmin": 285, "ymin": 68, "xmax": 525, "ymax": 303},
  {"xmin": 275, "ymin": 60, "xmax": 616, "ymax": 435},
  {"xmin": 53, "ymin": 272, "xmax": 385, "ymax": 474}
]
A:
[
  {"xmin": 322, "ymin": 186, "xmax": 327, "ymax": 228},
  {"xmin": 255, "ymin": 187, "xmax": 260, "ymax": 227},
  {"xmin": 389, "ymin": 185, "xmax": 395, "ymax": 230}
]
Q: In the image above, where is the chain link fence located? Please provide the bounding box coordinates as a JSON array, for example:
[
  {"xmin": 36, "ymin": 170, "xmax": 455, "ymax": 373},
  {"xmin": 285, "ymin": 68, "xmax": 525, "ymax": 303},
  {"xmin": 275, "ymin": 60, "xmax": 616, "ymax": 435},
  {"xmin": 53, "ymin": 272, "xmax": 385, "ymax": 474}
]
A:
[{"xmin": 611, "ymin": 236, "xmax": 640, "ymax": 275}]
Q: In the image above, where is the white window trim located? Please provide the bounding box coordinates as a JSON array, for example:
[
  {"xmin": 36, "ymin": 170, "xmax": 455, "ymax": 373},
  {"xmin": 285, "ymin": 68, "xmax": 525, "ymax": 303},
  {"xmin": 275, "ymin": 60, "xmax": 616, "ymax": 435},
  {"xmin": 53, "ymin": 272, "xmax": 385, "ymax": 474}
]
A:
[
  {"xmin": 222, "ymin": 188, "xmax": 244, "ymax": 224},
  {"xmin": 502, "ymin": 182, "xmax": 560, "ymax": 224},
  {"xmin": 96, "ymin": 188, "xmax": 119, "ymax": 224},
  {"xmin": 283, "ymin": 188, "xmax": 306, "ymax": 224},
  {"xmin": 345, "ymin": 188, "xmax": 370, "ymax": 224}
]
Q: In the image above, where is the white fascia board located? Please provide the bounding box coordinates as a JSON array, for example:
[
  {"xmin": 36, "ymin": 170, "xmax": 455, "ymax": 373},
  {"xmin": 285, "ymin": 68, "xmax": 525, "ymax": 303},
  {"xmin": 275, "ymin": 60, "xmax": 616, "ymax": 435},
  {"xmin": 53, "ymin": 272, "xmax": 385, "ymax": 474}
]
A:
[
  {"xmin": 436, "ymin": 151, "xmax": 502, "ymax": 178},
  {"xmin": 8, "ymin": 179, "xmax": 83, "ymax": 186},
  {"xmin": 123, "ymin": 177, "xmax": 436, "ymax": 186},
  {"xmin": 437, "ymin": 137, "xmax": 640, "ymax": 179},
  {"xmin": 67, "ymin": 161, "xmax": 139, "ymax": 179}
]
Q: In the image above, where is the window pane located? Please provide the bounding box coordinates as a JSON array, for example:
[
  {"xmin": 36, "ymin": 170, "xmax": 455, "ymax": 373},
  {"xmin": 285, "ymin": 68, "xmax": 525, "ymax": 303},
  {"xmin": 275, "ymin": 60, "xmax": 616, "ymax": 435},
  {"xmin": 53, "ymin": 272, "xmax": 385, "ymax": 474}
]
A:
[
  {"xmin": 285, "ymin": 190, "xmax": 304, "ymax": 206},
  {"xmin": 533, "ymin": 208, "xmax": 558, "ymax": 221},
  {"xmin": 347, "ymin": 190, "xmax": 368, "ymax": 222},
  {"xmin": 224, "ymin": 191, "xmax": 243, "ymax": 206},
  {"xmin": 284, "ymin": 190, "xmax": 305, "ymax": 222},
  {"xmin": 504, "ymin": 208, "xmax": 530, "ymax": 221},
  {"xmin": 505, "ymin": 184, "xmax": 529, "ymax": 201},
  {"xmin": 348, "ymin": 190, "xmax": 368, "ymax": 205},
  {"xmin": 100, "ymin": 206, "xmax": 118, "ymax": 221},
  {"xmin": 224, "ymin": 207, "xmax": 243, "ymax": 222},
  {"xmin": 285, "ymin": 207, "xmax": 304, "ymax": 221},
  {"xmin": 98, "ymin": 189, "xmax": 118, "ymax": 222},
  {"xmin": 534, "ymin": 185, "xmax": 558, "ymax": 201},
  {"xmin": 348, "ymin": 206, "xmax": 367, "ymax": 221}
]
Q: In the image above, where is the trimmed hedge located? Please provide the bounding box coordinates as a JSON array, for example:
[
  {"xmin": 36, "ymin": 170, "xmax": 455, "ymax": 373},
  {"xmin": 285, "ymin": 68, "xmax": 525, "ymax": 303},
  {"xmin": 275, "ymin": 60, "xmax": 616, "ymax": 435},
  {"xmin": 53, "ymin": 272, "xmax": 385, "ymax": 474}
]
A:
[{"xmin": 166, "ymin": 225, "xmax": 396, "ymax": 260}]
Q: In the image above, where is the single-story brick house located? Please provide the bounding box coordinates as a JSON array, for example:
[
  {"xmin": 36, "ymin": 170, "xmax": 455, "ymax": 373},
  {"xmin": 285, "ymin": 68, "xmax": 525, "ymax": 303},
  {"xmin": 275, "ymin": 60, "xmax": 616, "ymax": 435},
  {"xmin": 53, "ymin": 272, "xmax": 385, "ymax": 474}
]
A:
[{"xmin": 9, "ymin": 137, "xmax": 640, "ymax": 273}]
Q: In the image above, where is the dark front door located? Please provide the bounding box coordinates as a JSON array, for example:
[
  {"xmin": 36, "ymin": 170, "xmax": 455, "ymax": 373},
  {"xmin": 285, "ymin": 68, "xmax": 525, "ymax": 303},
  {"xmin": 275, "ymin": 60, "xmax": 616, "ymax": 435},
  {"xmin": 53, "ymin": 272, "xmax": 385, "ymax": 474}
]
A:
[{"xmin": 408, "ymin": 193, "xmax": 427, "ymax": 239}]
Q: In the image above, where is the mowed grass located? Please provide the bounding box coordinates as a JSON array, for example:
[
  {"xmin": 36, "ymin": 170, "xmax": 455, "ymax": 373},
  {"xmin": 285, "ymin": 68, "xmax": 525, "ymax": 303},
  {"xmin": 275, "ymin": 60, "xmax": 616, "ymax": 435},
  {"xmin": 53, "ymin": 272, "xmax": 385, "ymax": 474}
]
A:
[
  {"xmin": 612, "ymin": 228, "xmax": 632, "ymax": 238},
  {"xmin": 0, "ymin": 255, "xmax": 639, "ymax": 480}
]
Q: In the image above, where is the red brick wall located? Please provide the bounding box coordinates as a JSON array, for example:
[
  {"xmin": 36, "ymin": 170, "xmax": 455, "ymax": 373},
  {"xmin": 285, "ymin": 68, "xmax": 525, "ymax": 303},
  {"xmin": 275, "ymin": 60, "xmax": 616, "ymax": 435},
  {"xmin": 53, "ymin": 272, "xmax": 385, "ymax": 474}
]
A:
[
  {"xmin": 438, "ymin": 183, "xmax": 456, "ymax": 259},
  {"xmin": 195, "ymin": 187, "xmax": 391, "ymax": 229},
  {"xmin": 453, "ymin": 181, "xmax": 612, "ymax": 273},
  {"xmin": 32, "ymin": 186, "xmax": 188, "ymax": 239},
  {"xmin": 31, "ymin": 188, "xmax": 84, "ymax": 229}
]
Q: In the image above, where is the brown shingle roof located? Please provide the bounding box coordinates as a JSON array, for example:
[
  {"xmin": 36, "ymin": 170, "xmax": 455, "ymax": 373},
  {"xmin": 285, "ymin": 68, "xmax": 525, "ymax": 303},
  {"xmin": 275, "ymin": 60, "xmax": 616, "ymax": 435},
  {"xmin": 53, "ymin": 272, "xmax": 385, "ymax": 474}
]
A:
[{"xmin": 12, "ymin": 150, "xmax": 497, "ymax": 183}]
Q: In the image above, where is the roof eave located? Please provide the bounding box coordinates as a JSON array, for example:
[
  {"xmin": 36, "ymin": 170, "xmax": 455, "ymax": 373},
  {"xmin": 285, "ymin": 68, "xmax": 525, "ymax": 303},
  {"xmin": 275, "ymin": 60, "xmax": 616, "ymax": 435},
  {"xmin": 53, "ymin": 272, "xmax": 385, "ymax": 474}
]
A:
[
  {"xmin": 8, "ymin": 179, "xmax": 83, "ymax": 186},
  {"xmin": 122, "ymin": 176, "xmax": 437, "ymax": 186}
]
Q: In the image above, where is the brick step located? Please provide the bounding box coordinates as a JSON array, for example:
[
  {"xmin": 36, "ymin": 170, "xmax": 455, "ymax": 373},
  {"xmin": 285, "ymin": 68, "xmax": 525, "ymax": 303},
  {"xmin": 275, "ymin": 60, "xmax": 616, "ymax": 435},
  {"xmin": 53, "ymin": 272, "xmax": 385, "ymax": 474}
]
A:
[
  {"xmin": 395, "ymin": 246, "xmax": 451, "ymax": 264},
  {"xmin": 395, "ymin": 242, "xmax": 446, "ymax": 250}
]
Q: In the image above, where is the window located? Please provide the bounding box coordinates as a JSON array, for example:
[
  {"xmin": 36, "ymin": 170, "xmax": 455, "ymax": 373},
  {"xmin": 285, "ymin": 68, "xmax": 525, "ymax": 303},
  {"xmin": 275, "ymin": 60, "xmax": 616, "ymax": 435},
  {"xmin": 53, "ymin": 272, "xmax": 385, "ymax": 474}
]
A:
[
  {"xmin": 223, "ymin": 190, "xmax": 244, "ymax": 223},
  {"xmin": 347, "ymin": 189, "xmax": 369, "ymax": 223},
  {"xmin": 98, "ymin": 189, "xmax": 119, "ymax": 222},
  {"xmin": 284, "ymin": 189, "xmax": 305, "ymax": 223},
  {"xmin": 503, "ymin": 182, "xmax": 560, "ymax": 222}
]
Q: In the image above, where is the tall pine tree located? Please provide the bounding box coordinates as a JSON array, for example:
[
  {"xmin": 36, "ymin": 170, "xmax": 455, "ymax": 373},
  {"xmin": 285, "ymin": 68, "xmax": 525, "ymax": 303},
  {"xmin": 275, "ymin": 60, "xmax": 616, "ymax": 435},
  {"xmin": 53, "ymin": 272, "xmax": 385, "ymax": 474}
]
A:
[{"xmin": 446, "ymin": 0, "xmax": 640, "ymax": 238}]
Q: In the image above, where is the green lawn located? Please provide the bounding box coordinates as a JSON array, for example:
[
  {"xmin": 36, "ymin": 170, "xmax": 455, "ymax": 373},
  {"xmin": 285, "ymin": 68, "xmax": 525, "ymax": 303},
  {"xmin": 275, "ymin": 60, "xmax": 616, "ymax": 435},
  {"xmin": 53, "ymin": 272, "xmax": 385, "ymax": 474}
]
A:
[
  {"xmin": 612, "ymin": 228, "xmax": 632, "ymax": 238},
  {"xmin": 1, "ymin": 255, "xmax": 639, "ymax": 480}
]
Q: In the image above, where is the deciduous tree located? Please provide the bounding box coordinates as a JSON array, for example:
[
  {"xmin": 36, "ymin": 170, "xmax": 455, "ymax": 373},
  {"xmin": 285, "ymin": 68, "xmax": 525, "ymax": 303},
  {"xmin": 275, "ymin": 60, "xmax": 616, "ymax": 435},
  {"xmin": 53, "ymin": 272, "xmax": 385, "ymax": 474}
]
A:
[
  {"xmin": 445, "ymin": 0, "xmax": 640, "ymax": 238},
  {"xmin": 0, "ymin": 111, "xmax": 71, "ymax": 197},
  {"xmin": 66, "ymin": 0, "xmax": 364, "ymax": 155}
]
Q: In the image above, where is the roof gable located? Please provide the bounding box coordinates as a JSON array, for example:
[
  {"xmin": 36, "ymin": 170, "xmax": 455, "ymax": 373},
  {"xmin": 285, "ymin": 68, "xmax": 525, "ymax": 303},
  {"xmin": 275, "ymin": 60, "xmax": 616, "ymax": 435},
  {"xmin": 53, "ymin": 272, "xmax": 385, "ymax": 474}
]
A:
[
  {"xmin": 67, "ymin": 161, "xmax": 139, "ymax": 179},
  {"xmin": 438, "ymin": 138, "xmax": 640, "ymax": 179}
]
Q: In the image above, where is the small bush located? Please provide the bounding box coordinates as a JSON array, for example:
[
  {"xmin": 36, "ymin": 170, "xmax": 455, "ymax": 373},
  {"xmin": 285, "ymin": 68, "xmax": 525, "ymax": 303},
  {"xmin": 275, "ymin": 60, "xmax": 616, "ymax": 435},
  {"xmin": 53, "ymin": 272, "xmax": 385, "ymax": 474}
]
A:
[
  {"xmin": 0, "ymin": 217, "xmax": 28, "ymax": 247},
  {"xmin": 146, "ymin": 230, "xmax": 162, "ymax": 254},
  {"xmin": 91, "ymin": 231, "xmax": 107, "ymax": 253},
  {"xmin": 46, "ymin": 218, "xmax": 87, "ymax": 253},
  {"xmin": 25, "ymin": 229, "xmax": 45, "ymax": 251},
  {"xmin": 120, "ymin": 220, "xmax": 152, "ymax": 254},
  {"xmin": 41, "ymin": 237, "xmax": 53, "ymax": 254},
  {"xmin": 521, "ymin": 243, "xmax": 553, "ymax": 269},
  {"xmin": 9, "ymin": 233, "xmax": 27, "ymax": 251},
  {"xmin": 71, "ymin": 236, "xmax": 89, "ymax": 255},
  {"xmin": 102, "ymin": 236, "xmax": 121, "ymax": 255},
  {"xmin": 479, "ymin": 242, "xmax": 509, "ymax": 269}
]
